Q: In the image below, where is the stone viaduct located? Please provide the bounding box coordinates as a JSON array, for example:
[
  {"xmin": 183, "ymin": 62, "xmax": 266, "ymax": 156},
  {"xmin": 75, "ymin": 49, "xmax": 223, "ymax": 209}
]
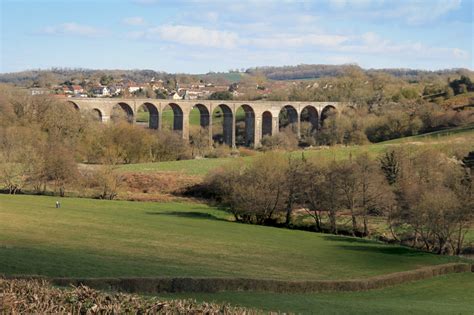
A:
[{"xmin": 67, "ymin": 98, "xmax": 346, "ymax": 148}]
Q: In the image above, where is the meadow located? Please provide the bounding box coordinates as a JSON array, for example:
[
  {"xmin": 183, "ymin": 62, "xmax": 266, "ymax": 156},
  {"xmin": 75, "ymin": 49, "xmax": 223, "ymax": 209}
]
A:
[
  {"xmin": 1, "ymin": 125, "xmax": 473, "ymax": 314},
  {"xmin": 159, "ymin": 273, "xmax": 474, "ymax": 314},
  {"xmin": 119, "ymin": 124, "xmax": 474, "ymax": 176},
  {"xmin": 0, "ymin": 194, "xmax": 460, "ymax": 280}
]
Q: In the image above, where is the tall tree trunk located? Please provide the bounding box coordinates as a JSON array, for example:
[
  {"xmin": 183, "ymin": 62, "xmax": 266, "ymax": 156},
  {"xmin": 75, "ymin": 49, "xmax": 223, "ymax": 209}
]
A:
[
  {"xmin": 351, "ymin": 205, "xmax": 357, "ymax": 236},
  {"xmin": 329, "ymin": 210, "xmax": 337, "ymax": 234},
  {"xmin": 363, "ymin": 215, "xmax": 369, "ymax": 236},
  {"xmin": 285, "ymin": 203, "xmax": 292, "ymax": 227}
]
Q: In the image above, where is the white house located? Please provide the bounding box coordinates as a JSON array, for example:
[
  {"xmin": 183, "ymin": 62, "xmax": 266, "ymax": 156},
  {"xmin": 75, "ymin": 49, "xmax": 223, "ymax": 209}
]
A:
[
  {"xmin": 92, "ymin": 86, "xmax": 110, "ymax": 97},
  {"xmin": 29, "ymin": 88, "xmax": 50, "ymax": 95},
  {"xmin": 168, "ymin": 91, "xmax": 182, "ymax": 100}
]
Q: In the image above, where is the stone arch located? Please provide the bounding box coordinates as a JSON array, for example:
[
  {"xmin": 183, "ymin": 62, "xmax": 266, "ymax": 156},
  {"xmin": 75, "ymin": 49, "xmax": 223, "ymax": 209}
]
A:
[
  {"xmin": 279, "ymin": 105, "xmax": 298, "ymax": 132},
  {"xmin": 163, "ymin": 103, "xmax": 184, "ymax": 132},
  {"xmin": 137, "ymin": 102, "xmax": 159, "ymax": 129},
  {"xmin": 235, "ymin": 104, "xmax": 255, "ymax": 147},
  {"xmin": 341, "ymin": 105, "xmax": 356, "ymax": 116},
  {"xmin": 320, "ymin": 105, "xmax": 337, "ymax": 125},
  {"xmin": 188, "ymin": 103, "xmax": 211, "ymax": 148},
  {"xmin": 112, "ymin": 102, "xmax": 134, "ymax": 123},
  {"xmin": 193, "ymin": 103, "xmax": 210, "ymax": 128},
  {"xmin": 212, "ymin": 104, "xmax": 233, "ymax": 146},
  {"xmin": 262, "ymin": 111, "xmax": 273, "ymax": 137},
  {"xmin": 67, "ymin": 101, "xmax": 80, "ymax": 111},
  {"xmin": 91, "ymin": 108, "xmax": 103, "ymax": 122},
  {"xmin": 300, "ymin": 105, "xmax": 319, "ymax": 131}
]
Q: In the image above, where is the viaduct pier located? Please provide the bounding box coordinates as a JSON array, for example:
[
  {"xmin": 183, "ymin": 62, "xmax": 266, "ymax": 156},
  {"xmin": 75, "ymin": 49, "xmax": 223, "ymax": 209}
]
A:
[{"xmin": 67, "ymin": 99, "xmax": 346, "ymax": 148}]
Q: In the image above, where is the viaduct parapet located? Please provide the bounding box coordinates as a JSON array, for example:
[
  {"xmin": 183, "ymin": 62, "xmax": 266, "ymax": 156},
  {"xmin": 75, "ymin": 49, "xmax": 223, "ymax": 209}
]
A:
[{"xmin": 67, "ymin": 98, "xmax": 346, "ymax": 148}]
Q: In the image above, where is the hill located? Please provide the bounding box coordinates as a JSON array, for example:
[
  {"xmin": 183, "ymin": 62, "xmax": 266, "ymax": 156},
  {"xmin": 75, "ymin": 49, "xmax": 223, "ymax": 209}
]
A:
[
  {"xmin": 0, "ymin": 194, "xmax": 459, "ymax": 280},
  {"xmin": 118, "ymin": 124, "xmax": 474, "ymax": 176},
  {"xmin": 160, "ymin": 273, "xmax": 474, "ymax": 314}
]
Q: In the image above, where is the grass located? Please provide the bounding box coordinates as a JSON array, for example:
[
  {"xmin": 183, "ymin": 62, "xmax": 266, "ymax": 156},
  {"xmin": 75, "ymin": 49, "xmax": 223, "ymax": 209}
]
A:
[
  {"xmin": 158, "ymin": 273, "xmax": 474, "ymax": 314},
  {"xmin": 119, "ymin": 124, "xmax": 474, "ymax": 176},
  {"xmin": 119, "ymin": 156, "xmax": 252, "ymax": 175},
  {"xmin": 0, "ymin": 194, "xmax": 460, "ymax": 279},
  {"xmin": 384, "ymin": 124, "xmax": 474, "ymax": 143}
]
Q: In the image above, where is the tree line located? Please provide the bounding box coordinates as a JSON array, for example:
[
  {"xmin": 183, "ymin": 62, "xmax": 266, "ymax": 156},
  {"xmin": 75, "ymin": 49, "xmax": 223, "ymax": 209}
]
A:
[{"xmin": 203, "ymin": 149, "xmax": 473, "ymax": 255}]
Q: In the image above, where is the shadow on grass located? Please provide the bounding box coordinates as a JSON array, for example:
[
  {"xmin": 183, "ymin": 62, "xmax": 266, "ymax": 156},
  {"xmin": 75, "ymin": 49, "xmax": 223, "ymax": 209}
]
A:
[
  {"xmin": 145, "ymin": 211, "xmax": 227, "ymax": 222},
  {"xmin": 323, "ymin": 235, "xmax": 430, "ymax": 257},
  {"xmin": 335, "ymin": 245, "xmax": 426, "ymax": 257},
  {"xmin": 323, "ymin": 235, "xmax": 375, "ymax": 244}
]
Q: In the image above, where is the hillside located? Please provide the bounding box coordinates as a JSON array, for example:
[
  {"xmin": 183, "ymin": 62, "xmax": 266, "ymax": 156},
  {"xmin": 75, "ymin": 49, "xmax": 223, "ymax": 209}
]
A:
[
  {"xmin": 1, "ymin": 65, "xmax": 472, "ymax": 87},
  {"xmin": 118, "ymin": 124, "xmax": 474, "ymax": 176},
  {"xmin": 0, "ymin": 194, "xmax": 459, "ymax": 280}
]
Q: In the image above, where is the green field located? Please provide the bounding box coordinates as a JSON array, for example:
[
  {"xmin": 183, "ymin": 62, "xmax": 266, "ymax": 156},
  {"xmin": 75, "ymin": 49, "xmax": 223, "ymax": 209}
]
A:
[
  {"xmin": 119, "ymin": 124, "xmax": 474, "ymax": 176},
  {"xmin": 0, "ymin": 194, "xmax": 459, "ymax": 279},
  {"xmin": 160, "ymin": 273, "xmax": 474, "ymax": 314},
  {"xmin": 384, "ymin": 124, "xmax": 474, "ymax": 143}
]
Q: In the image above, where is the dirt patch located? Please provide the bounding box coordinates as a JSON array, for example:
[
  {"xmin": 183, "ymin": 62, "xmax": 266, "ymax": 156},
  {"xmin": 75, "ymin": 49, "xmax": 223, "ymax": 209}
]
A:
[{"xmin": 117, "ymin": 172, "xmax": 203, "ymax": 202}]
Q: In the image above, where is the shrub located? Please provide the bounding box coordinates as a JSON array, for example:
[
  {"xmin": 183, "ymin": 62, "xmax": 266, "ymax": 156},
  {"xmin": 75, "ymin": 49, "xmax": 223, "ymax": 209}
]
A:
[
  {"xmin": 206, "ymin": 144, "xmax": 232, "ymax": 158},
  {"xmin": 151, "ymin": 130, "xmax": 190, "ymax": 161},
  {"xmin": 260, "ymin": 128, "xmax": 298, "ymax": 151}
]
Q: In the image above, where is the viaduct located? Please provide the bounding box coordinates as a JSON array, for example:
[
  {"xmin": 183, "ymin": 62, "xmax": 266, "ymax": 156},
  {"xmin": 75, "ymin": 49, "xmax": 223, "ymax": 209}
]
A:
[{"xmin": 67, "ymin": 99, "xmax": 346, "ymax": 148}]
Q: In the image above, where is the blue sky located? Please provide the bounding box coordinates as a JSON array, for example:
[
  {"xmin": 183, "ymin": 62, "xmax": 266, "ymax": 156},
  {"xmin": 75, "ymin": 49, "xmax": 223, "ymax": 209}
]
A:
[{"xmin": 1, "ymin": 0, "xmax": 472, "ymax": 73}]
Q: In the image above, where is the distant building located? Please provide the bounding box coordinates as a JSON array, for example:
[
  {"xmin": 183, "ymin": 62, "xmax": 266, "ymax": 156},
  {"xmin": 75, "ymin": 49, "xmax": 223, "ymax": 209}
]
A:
[
  {"xmin": 108, "ymin": 85, "xmax": 122, "ymax": 96},
  {"xmin": 168, "ymin": 91, "xmax": 183, "ymax": 100},
  {"xmin": 92, "ymin": 86, "xmax": 110, "ymax": 97},
  {"xmin": 62, "ymin": 86, "xmax": 73, "ymax": 95},
  {"xmin": 71, "ymin": 85, "xmax": 83, "ymax": 95},
  {"xmin": 29, "ymin": 88, "xmax": 50, "ymax": 96}
]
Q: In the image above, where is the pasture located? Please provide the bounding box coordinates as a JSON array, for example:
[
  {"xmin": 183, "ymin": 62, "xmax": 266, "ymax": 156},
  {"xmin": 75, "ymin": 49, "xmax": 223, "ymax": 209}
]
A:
[
  {"xmin": 160, "ymin": 273, "xmax": 474, "ymax": 314},
  {"xmin": 0, "ymin": 194, "xmax": 459, "ymax": 279},
  {"xmin": 119, "ymin": 124, "xmax": 474, "ymax": 176}
]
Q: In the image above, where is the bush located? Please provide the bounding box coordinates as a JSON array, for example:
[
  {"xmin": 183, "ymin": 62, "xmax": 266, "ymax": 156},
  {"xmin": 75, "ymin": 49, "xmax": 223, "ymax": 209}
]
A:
[
  {"xmin": 0, "ymin": 278, "xmax": 253, "ymax": 313},
  {"xmin": 260, "ymin": 128, "xmax": 298, "ymax": 151},
  {"xmin": 365, "ymin": 111, "xmax": 422, "ymax": 142},
  {"xmin": 151, "ymin": 130, "xmax": 190, "ymax": 161},
  {"xmin": 206, "ymin": 144, "xmax": 232, "ymax": 158}
]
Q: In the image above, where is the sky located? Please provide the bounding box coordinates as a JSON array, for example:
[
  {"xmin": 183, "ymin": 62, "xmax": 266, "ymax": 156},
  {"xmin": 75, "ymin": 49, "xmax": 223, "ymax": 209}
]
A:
[{"xmin": 0, "ymin": 0, "xmax": 472, "ymax": 73}]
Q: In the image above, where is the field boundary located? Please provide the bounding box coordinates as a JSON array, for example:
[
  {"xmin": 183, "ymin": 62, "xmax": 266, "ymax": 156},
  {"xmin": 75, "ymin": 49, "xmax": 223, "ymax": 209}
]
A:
[{"xmin": 3, "ymin": 263, "xmax": 471, "ymax": 294}]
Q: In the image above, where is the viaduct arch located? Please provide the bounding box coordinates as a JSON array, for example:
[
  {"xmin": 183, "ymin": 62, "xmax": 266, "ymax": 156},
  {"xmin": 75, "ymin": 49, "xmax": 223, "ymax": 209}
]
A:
[{"xmin": 67, "ymin": 99, "xmax": 345, "ymax": 148}]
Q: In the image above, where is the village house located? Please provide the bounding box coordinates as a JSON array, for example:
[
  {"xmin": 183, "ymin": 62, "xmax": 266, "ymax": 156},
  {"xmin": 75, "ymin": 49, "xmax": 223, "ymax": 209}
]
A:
[
  {"xmin": 62, "ymin": 86, "xmax": 73, "ymax": 95},
  {"xmin": 92, "ymin": 86, "xmax": 110, "ymax": 97},
  {"xmin": 71, "ymin": 85, "xmax": 84, "ymax": 95},
  {"xmin": 168, "ymin": 91, "xmax": 183, "ymax": 100},
  {"xmin": 108, "ymin": 85, "xmax": 122, "ymax": 96},
  {"xmin": 127, "ymin": 82, "xmax": 144, "ymax": 93},
  {"xmin": 29, "ymin": 88, "xmax": 50, "ymax": 96}
]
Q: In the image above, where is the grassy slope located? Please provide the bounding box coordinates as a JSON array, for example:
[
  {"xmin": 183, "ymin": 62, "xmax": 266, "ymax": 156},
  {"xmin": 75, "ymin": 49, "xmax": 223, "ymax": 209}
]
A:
[
  {"xmin": 119, "ymin": 124, "xmax": 474, "ymax": 176},
  {"xmin": 159, "ymin": 273, "xmax": 474, "ymax": 315},
  {"xmin": 0, "ymin": 194, "xmax": 459, "ymax": 279}
]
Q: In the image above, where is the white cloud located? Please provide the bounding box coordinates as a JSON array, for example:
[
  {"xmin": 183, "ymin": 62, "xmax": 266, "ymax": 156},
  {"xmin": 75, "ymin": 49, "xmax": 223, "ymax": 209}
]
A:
[
  {"xmin": 325, "ymin": 55, "xmax": 357, "ymax": 64},
  {"xmin": 206, "ymin": 12, "xmax": 219, "ymax": 23},
  {"xmin": 249, "ymin": 33, "xmax": 349, "ymax": 49},
  {"xmin": 144, "ymin": 25, "xmax": 240, "ymax": 49},
  {"xmin": 39, "ymin": 23, "xmax": 106, "ymax": 37},
  {"xmin": 386, "ymin": 0, "xmax": 462, "ymax": 25},
  {"xmin": 327, "ymin": 0, "xmax": 461, "ymax": 24},
  {"xmin": 338, "ymin": 32, "xmax": 469, "ymax": 61},
  {"xmin": 452, "ymin": 48, "xmax": 470, "ymax": 59},
  {"xmin": 124, "ymin": 22, "xmax": 469, "ymax": 64},
  {"xmin": 123, "ymin": 16, "xmax": 145, "ymax": 26}
]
